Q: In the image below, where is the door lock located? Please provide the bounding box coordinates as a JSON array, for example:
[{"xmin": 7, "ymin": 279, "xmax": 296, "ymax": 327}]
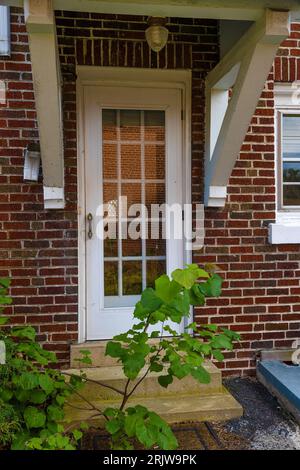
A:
[{"xmin": 87, "ymin": 213, "xmax": 93, "ymax": 239}]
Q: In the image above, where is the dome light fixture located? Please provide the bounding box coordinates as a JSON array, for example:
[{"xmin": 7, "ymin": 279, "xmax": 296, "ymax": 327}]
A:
[{"xmin": 145, "ymin": 17, "xmax": 169, "ymax": 53}]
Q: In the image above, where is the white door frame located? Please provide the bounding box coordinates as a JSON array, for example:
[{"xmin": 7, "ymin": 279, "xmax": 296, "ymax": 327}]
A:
[{"xmin": 77, "ymin": 66, "xmax": 192, "ymax": 343}]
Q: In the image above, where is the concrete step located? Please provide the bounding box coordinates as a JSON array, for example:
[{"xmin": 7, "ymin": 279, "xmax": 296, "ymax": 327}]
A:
[
  {"xmin": 63, "ymin": 361, "xmax": 223, "ymax": 400},
  {"xmin": 64, "ymin": 387, "xmax": 243, "ymax": 426},
  {"xmin": 71, "ymin": 340, "xmax": 162, "ymax": 368}
]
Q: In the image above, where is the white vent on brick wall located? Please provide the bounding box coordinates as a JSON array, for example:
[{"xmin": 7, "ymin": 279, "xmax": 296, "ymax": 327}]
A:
[{"xmin": 0, "ymin": 6, "xmax": 10, "ymax": 57}]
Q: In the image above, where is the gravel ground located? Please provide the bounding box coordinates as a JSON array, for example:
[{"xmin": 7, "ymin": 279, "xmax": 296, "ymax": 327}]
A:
[{"xmin": 216, "ymin": 377, "xmax": 300, "ymax": 450}]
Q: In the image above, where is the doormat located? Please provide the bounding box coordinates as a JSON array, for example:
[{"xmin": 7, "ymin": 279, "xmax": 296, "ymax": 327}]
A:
[{"xmin": 81, "ymin": 422, "xmax": 248, "ymax": 451}]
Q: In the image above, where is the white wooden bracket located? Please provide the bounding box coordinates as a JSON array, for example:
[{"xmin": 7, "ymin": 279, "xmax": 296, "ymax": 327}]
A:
[
  {"xmin": 24, "ymin": 0, "xmax": 64, "ymax": 209},
  {"xmin": 205, "ymin": 9, "xmax": 290, "ymax": 207}
]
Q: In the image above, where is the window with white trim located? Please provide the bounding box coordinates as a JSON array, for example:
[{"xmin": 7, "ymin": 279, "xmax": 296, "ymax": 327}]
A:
[
  {"xmin": 269, "ymin": 83, "xmax": 300, "ymax": 244},
  {"xmin": 279, "ymin": 113, "xmax": 300, "ymax": 209}
]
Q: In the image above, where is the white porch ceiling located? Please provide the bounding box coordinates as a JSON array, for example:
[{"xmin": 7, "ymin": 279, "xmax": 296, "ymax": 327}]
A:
[{"xmin": 2, "ymin": 0, "xmax": 300, "ymax": 21}]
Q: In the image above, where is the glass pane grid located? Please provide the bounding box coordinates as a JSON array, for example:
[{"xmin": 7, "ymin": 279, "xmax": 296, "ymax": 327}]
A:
[{"xmin": 102, "ymin": 108, "xmax": 166, "ymax": 305}]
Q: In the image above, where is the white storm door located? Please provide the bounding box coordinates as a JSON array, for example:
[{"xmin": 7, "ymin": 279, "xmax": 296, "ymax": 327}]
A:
[{"xmin": 84, "ymin": 85, "xmax": 184, "ymax": 340}]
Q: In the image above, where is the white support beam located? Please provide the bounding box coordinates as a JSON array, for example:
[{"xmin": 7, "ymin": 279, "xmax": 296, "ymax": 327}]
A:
[
  {"xmin": 3, "ymin": 0, "xmax": 300, "ymax": 21},
  {"xmin": 205, "ymin": 9, "xmax": 290, "ymax": 207},
  {"xmin": 24, "ymin": 0, "xmax": 64, "ymax": 209}
]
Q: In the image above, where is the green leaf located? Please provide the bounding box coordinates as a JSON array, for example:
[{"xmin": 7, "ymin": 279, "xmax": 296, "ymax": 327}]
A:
[
  {"xmin": 0, "ymin": 316, "xmax": 9, "ymax": 325},
  {"xmin": 172, "ymin": 265, "xmax": 209, "ymax": 289},
  {"xmin": 169, "ymin": 290, "xmax": 190, "ymax": 315},
  {"xmin": 191, "ymin": 366, "xmax": 211, "ymax": 384},
  {"xmin": 11, "ymin": 431, "xmax": 31, "ymax": 450},
  {"xmin": 72, "ymin": 429, "xmax": 83, "ymax": 441},
  {"xmin": 17, "ymin": 372, "xmax": 39, "ymax": 391},
  {"xmin": 199, "ymin": 274, "xmax": 223, "ymax": 298},
  {"xmin": 221, "ymin": 328, "xmax": 241, "ymax": 341},
  {"xmin": 155, "ymin": 275, "xmax": 181, "ymax": 303},
  {"xmin": 0, "ymin": 278, "xmax": 10, "ymax": 288},
  {"xmin": 149, "ymin": 362, "xmax": 164, "ymax": 373},
  {"xmin": 136, "ymin": 420, "xmax": 155, "ymax": 448},
  {"xmin": 170, "ymin": 362, "xmax": 190, "ymax": 379},
  {"xmin": 189, "ymin": 285, "xmax": 205, "ymax": 306},
  {"xmin": 104, "ymin": 407, "xmax": 118, "ymax": 418},
  {"xmin": 158, "ymin": 374, "xmax": 173, "ymax": 388},
  {"xmin": 124, "ymin": 413, "xmax": 139, "ymax": 438},
  {"xmin": 106, "ymin": 418, "xmax": 122, "ymax": 435},
  {"xmin": 24, "ymin": 406, "xmax": 46, "ymax": 429},
  {"xmin": 56, "ymin": 395, "xmax": 66, "ymax": 406},
  {"xmin": 151, "ymin": 310, "xmax": 166, "ymax": 322},
  {"xmin": 11, "ymin": 326, "xmax": 36, "ymax": 341},
  {"xmin": 47, "ymin": 404, "xmax": 64, "ymax": 422},
  {"xmin": 39, "ymin": 374, "xmax": 55, "ymax": 394},
  {"xmin": 30, "ymin": 390, "xmax": 47, "ymax": 404},
  {"xmin": 105, "ymin": 341, "xmax": 125, "ymax": 359},
  {"xmin": 14, "ymin": 389, "xmax": 31, "ymax": 402},
  {"xmin": 123, "ymin": 353, "xmax": 145, "ymax": 379},
  {"xmin": 133, "ymin": 322, "xmax": 145, "ymax": 331},
  {"xmin": 211, "ymin": 334, "xmax": 233, "ymax": 350},
  {"xmin": 140, "ymin": 288, "xmax": 162, "ymax": 312},
  {"xmin": 150, "ymin": 330, "xmax": 161, "ymax": 338},
  {"xmin": 0, "ymin": 388, "xmax": 13, "ymax": 402},
  {"xmin": 212, "ymin": 349, "xmax": 224, "ymax": 362}
]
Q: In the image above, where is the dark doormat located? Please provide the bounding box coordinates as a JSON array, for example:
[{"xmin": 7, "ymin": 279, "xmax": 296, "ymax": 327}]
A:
[{"xmin": 81, "ymin": 421, "xmax": 248, "ymax": 451}]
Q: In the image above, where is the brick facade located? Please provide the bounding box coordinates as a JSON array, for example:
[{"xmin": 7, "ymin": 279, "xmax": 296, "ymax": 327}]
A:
[{"xmin": 0, "ymin": 7, "xmax": 299, "ymax": 374}]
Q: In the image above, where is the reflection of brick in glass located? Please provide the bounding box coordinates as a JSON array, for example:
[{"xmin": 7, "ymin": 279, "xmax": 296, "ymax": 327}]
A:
[
  {"xmin": 123, "ymin": 261, "xmax": 142, "ymax": 295},
  {"xmin": 145, "ymin": 144, "xmax": 165, "ymax": 179},
  {"xmin": 145, "ymin": 110, "xmax": 165, "ymax": 141},
  {"xmin": 104, "ymin": 262, "xmax": 118, "ymax": 296},
  {"xmin": 103, "ymin": 143, "xmax": 117, "ymax": 179},
  {"xmin": 120, "ymin": 110, "xmax": 141, "ymax": 140},
  {"xmin": 147, "ymin": 260, "xmax": 166, "ymax": 288},
  {"xmin": 121, "ymin": 144, "xmax": 141, "ymax": 179},
  {"xmin": 102, "ymin": 109, "xmax": 117, "ymax": 139}
]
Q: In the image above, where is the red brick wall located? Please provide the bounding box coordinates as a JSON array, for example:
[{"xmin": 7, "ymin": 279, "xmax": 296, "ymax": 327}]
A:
[
  {"xmin": 196, "ymin": 23, "xmax": 300, "ymax": 376},
  {"xmin": 0, "ymin": 8, "xmax": 79, "ymax": 365},
  {"xmin": 0, "ymin": 8, "xmax": 299, "ymax": 374}
]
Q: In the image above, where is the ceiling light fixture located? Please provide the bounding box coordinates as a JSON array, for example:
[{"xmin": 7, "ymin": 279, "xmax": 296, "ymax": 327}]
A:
[{"xmin": 145, "ymin": 17, "xmax": 169, "ymax": 53}]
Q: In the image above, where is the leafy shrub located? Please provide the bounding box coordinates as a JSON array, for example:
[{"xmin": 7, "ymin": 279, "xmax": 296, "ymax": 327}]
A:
[
  {"xmin": 0, "ymin": 400, "xmax": 22, "ymax": 448},
  {"xmin": 75, "ymin": 264, "xmax": 240, "ymax": 450},
  {"xmin": 0, "ymin": 278, "xmax": 86, "ymax": 450}
]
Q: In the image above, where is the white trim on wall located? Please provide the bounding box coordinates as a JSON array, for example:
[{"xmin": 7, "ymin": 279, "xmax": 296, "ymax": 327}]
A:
[
  {"xmin": 76, "ymin": 67, "xmax": 192, "ymax": 343},
  {"xmin": 0, "ymin": 6, "xmax": 10, "ymax": 56},
  {"xmin": 269, "ymin": 83, "xmax": 300, "ymax": 244}
]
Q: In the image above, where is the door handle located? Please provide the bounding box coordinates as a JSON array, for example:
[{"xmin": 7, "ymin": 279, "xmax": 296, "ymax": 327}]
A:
[{"xmin": 87, "ymin": 213, "xmax": 93, "ymax": 239}]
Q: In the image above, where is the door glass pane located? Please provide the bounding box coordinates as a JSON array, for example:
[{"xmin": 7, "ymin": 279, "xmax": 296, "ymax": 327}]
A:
[
  {"xmin": 145, "ymin": 144, "xmax": 165, "ymax": 179},
  {"xmin": 104, "ymin": 262, "xmax": 118, "ymax": 296},
  {"xmin": 102, "ymin": 109, "xmax": 167, "ymax": 308},
  {"xmin": 123, "ymin": 261, "xmax": 142, "ymax": 295},
  {"xmin": 121, "ymin": 144, "xmax": 141, "ymax": 179},
  {"xmin": 147, "ymin": 260, "xmax": 166, "ymax": 289}
]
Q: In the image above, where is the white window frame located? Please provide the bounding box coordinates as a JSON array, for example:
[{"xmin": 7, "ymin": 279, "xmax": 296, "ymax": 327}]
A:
[
  {"xmin": 269, "ymin": 83, "xmax": 300, "ymax": 244},
  {"xmin": 0, "ymin": 6, "xmax": 10, "ymax": 57}
]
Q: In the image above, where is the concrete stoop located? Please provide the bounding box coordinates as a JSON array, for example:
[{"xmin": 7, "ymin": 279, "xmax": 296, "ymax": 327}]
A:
[{"xmin": 64, "ymin": 342, "xmax": 243, "ymax": 426}]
